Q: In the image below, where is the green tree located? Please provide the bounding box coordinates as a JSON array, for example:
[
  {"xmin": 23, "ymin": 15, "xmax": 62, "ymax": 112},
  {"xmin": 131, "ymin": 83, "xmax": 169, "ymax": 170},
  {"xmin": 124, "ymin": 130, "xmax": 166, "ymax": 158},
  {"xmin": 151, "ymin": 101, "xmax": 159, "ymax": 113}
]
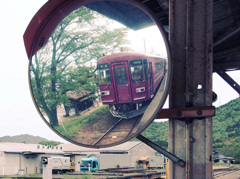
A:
[
  {"xmin": 39, "ymin": 141, "xmax": 61, "ymax": 147},
  {"xmin": 30, "ymin": 6, "xmax": 129, "ymax": 127},
  {"xmin": 141, "ymin": 121, "xmax": 169, "ymax": 149},
  {"xmin": 220, "ymin": 137, "xmax": 240, "ymax": 163}
]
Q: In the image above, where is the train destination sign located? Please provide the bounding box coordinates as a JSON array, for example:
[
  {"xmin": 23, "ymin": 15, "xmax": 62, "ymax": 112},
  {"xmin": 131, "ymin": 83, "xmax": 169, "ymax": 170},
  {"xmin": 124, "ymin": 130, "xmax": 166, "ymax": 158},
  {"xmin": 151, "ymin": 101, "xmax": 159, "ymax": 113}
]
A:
[{"xmin": 24, "ymin": 0, "xmax": 172, "ymax": 148}]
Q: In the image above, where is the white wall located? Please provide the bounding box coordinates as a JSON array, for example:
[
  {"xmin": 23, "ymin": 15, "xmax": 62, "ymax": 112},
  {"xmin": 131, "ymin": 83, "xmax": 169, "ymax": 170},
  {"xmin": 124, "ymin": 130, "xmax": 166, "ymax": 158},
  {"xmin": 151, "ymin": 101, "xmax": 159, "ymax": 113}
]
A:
[
  {"xmin": 1, "ymin": 153, "xmax": 20, "ymax": 175},
  {"xmin": 129, "ymin": 143, "xmax": 165, "ymax": 168},
  {"xmin": 0, "ymin": 153, "xmax": 64, "ymax": 176},
  {"xmin": 0, "ymin": 142, "xmax": 166, "ymax": 175},
  {"xmin": 99, "ymin": 154, "xmax": 130, "ymax": 169}
]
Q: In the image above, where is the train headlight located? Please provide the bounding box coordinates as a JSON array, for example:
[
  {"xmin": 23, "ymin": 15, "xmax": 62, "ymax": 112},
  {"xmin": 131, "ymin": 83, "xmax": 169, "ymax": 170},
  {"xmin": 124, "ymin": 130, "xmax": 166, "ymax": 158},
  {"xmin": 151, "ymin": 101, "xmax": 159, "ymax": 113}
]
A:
[
  {"xmin": 101, "ymin": 91, "xmax": 110, "ymax": 96},
  {"xmin": 136, "ymin": 87, "xmax": 145, "ymax": 93}
]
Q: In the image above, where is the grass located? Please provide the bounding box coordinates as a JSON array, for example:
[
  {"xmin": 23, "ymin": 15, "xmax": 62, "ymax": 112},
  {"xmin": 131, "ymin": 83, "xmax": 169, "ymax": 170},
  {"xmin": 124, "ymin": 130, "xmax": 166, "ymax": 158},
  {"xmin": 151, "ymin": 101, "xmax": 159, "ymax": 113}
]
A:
[
  {"xmin": 3, "ymin": 169, "xmax": 168, "ymax": 179},
  {"xmin": 54, "ymin": 105, "xmax": 109, "ymax": 139},
  {"xmin": 10, "ymin": 173, "xmax": 96, "ymax": 179},
  {"xmin": 213, "ymin": 162, "xmax": 230, "ymax": 167}
]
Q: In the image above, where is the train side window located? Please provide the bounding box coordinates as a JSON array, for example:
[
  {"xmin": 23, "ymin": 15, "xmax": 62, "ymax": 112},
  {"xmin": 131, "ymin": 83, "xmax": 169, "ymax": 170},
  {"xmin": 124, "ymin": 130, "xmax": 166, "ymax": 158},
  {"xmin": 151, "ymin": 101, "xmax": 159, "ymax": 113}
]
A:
[
  {"xmin": 130, "ymin": 59, "xmax": 148, "ymax": 83},
  {"xmin": 143, "ymin": 59, "xmax": 148, "ymax": 80},
  {"xmin": 115, "ymin": 68, "xmax": 127, "ymax": 84},
  {"xmin": 155, "ymin": 61, "xmax": 164, "ymax": 75},
  {"xmin": 155, "ymin": 62, "xmax": 160, "ymax": 74},
  {"xmin": 98, "ymin": 64, "xmax": 111, "ymax": 86},
  {"xmin": 93, "ymin": 161, "xmax": 96, "ymax": 168}
]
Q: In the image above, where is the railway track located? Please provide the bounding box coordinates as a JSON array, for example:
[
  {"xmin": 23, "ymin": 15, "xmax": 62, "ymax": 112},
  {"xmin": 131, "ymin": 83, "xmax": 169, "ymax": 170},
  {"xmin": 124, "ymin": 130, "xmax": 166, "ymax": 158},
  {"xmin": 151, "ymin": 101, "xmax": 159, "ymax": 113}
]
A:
[
  {"xmin": 213, "ymin": 169, "xmax": 240, "ymax": 178},
  {"xmin": 93, "ymin": 115, "xmax": 142, "ymax": 146},
  {"xmin": 71, "ymin": 111, "xmax": 143, "ymax": 146}
]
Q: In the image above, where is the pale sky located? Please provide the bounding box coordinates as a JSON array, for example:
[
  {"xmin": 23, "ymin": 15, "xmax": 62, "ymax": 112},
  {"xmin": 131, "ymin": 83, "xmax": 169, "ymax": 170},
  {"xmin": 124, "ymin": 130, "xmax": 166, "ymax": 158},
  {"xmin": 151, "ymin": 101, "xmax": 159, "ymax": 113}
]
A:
[{"xmin": 0, "ymin": 0, "xmax": 239, "ymax": 143}]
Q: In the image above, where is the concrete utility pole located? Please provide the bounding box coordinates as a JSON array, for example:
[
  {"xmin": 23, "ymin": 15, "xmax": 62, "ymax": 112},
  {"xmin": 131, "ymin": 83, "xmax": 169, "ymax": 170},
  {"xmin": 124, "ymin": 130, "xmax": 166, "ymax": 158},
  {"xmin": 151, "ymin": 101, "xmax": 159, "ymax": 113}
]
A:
[
  {"xmin": 42, "ymin": 158, "xmax": 52, "ymax": 179},
  {"xmin": 168, "ymin": 0, "xmax": 213, "ymax": 178}
]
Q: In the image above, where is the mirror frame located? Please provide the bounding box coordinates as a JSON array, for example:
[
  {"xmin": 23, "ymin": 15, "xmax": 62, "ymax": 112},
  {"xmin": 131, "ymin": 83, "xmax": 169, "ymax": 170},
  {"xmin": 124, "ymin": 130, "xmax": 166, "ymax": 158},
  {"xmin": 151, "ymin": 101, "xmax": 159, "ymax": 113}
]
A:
[{"xmin": 25, "ymin": 0, "xmax": 172, "ymax": 148}]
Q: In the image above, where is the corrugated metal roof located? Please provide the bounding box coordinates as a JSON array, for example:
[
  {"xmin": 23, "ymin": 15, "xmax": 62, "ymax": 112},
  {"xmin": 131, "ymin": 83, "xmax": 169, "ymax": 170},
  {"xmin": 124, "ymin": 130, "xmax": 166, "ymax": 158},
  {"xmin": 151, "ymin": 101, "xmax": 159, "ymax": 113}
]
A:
[
  {"xmin": 60, "ymin": 141, "xmax": 142, "ymax": 152},
  {"xmin": 24, "ymin": 0, "xmax": 240, "ymax": 72},
  {"xmin": 0, "ymin": 141, "xmax": 142, "ymax": 154},
  {"xmin": 0, "ymin": 142, "xmax": 64, "ymax": 154},
  {"xmin": 67, "ymin": 90, "xmax": 92, "ymax": 100},
  {"xmin": 85, "ymin": 1, "xmax": 155, "ymax": 30},
  {"xmin": 86, "ymin": 0, "xmax": 240, "ymax": 72}
]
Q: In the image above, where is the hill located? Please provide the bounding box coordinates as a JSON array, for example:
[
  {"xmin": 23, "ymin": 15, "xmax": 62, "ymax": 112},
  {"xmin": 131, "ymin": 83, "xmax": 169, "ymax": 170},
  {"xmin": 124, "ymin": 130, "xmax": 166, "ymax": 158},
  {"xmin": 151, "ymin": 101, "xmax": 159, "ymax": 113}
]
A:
[
  {"xmin": 141, "ymin": 120, "xmax": 168, "ymax": 149},
  {"xmin": 0, "ymin": 134, "xmax": 48, "ymax": 144},
  {"xmin": 141, "ymin": 97, "xmax": 240, "ymax": 151},
  {"xmin": 213, "ymin": 97, "xmax": 240, "ymax": 148}
]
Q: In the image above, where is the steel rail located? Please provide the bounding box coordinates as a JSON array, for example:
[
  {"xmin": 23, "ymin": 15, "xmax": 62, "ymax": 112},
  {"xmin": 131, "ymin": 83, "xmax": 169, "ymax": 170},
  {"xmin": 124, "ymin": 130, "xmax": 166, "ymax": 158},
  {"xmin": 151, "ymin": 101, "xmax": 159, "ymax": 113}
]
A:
[{"xmin": 93, "ymin": 118, "xmax": 123, "ymax": 146}]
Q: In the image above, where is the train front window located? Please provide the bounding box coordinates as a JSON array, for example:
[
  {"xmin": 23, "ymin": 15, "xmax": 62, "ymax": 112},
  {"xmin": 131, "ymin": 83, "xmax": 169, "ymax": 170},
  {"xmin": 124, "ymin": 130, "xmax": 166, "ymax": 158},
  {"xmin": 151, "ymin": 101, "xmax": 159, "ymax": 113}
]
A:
[
  {"xmin": 130, "ymin": 59, "xmax": 148, "ymax": 83},
  {"xmin": 98, "ymin": 64, "xmax": 111, "ymax": 86},
  {"xmin": 115, "ymin": 67, "xmax": 127, "ymax": 84},
  {"xmin": 81, "ymin": 160, "xmax": 91, "ymax": 167}
]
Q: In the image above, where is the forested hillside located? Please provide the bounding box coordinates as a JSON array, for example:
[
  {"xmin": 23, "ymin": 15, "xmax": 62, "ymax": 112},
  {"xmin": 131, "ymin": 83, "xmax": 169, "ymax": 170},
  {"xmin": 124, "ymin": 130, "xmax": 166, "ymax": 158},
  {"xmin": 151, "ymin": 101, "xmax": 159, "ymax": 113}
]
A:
[
  {"xmin": 213, "ymin": 97, "xmax": 240, "ymax": 163},
  {"xmin": 142, "ymin": 120, "xmax": 168, "ymax": 148},
  {"xmin": 142, "ymin": 97, "xmax": 240, "ymax": 161},
  {"xmin": 0, "ymin": 134, "xmax": 48, "ymax": 144},
  {"xmin": 212, "ymin": 97, "xmax": 240, "ymax": 148}
]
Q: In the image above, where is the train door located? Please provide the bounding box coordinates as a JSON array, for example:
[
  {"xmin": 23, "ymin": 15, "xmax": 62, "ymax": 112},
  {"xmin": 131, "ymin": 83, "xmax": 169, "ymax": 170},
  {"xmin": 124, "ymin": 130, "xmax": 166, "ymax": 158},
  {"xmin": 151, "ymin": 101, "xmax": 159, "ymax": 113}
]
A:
[
  {"xmin": 112, "ymin": 62, "xmax": 132, "ymax": 103},
  {"xmin": 149, "ymin": 62, "xmax": 153, "ymax": 96}
]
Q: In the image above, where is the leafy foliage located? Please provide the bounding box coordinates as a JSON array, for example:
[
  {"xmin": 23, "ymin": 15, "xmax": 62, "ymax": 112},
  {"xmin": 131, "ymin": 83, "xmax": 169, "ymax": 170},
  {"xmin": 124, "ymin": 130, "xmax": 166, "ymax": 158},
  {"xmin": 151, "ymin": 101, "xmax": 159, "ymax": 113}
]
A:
[
  {"xmin": 212, "ymin": 98, "xmax": 240, "ymax": 149},
  {"xmin": 141, "ymin": 121, "xmax": 168, "ymax": 149},
  {"xmin": 54, "ymin": 105, "xmax": 109, "ymax": 139},
  {"xmin": 140, "ymin": 98, "xmax": 240, "ymax": 156},
  {"xmin": 39, "ymin": 141, "xmax": 61, "ymax": 146},
  {"xmin": 30, "ymin": 6, "xmax": 129, "ymax": 127},
  {"xmin": 220, "ymin": 137, "xmax": 240, "ymax": 163}
]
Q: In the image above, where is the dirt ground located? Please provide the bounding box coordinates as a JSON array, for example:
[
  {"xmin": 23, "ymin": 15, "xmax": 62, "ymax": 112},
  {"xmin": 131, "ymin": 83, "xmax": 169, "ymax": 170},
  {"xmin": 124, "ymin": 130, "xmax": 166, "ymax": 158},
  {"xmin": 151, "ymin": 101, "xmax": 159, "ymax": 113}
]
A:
[
  {"xmin": 213, "ymin": 166, "xmax": 240, "ymax": 179},
  {"xmin": 71, "ymin": 111, "xmax": 142, "ymax": 146}
]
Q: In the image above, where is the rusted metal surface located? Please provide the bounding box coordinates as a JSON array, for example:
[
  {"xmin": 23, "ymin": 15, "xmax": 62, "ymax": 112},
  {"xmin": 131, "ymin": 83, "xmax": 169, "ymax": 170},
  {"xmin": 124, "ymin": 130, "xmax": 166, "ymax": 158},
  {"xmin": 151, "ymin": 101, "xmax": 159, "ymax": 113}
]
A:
[
  {"xmin": 169, "ymin": 0, "xmax": 213, "ymax": 179},
  {"xmin": 24, "ymin": 0, "xmax": 240, "ymax": 72},
  {"xmin": 213, "ymin": 0, "xmax": 240, "ymax": 71},
  {"xmin": 157, "ymin": 107, "xmax": 215, "ymax": 119},
  {"xmin": 106, "ymin": 172, "xmax": 165, "ymax": 179},
  {"xmin": 101, "ymin": 167, "xmax": 145, "ymax": 173}
]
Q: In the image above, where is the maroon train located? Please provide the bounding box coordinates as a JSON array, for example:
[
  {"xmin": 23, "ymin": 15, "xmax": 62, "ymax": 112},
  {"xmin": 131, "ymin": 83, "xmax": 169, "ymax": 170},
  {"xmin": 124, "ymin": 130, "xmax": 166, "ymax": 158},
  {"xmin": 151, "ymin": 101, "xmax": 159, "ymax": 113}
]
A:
[{"xmin": 97, "ymin": 52, "xmax": 166, "ymax": 119}]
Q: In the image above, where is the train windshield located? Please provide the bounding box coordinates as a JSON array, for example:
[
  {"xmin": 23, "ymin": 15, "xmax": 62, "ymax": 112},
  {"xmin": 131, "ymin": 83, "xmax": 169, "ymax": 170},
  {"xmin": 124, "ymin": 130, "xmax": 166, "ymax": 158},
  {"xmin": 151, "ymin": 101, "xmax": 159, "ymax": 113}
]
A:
[
  {"xmin": 81, "ymin": 160, "xmax": 91, "ymax": 167},
  {"xmin": 130, "ymin": 59, "xmax": 148, "ymax": 83},
  {"xmin": 137, "ymin": 160, "xmax": 145, "ymax": 164},
  {"xmin": 115, "ymin": 68, "xmax": 127, "ymax": 84},
  {"xmin": 98, "ymin": 64, "xmax": 111, "ymax": 86}
]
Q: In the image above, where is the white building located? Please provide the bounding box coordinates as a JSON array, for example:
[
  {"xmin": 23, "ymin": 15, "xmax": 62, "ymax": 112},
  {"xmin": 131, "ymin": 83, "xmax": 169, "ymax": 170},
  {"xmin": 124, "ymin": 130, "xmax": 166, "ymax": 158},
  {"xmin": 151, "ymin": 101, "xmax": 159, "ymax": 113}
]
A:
[
  {"xmin": 0, "ymin": 142, "xmax": 64, "ymax": 176},
  {"xmin": 60, "ymin": 141, "xmax": 164, "ymax": 170},
  {"xmin": 0, "ymin": 141, "xmax": 164, "ymax": 176}
]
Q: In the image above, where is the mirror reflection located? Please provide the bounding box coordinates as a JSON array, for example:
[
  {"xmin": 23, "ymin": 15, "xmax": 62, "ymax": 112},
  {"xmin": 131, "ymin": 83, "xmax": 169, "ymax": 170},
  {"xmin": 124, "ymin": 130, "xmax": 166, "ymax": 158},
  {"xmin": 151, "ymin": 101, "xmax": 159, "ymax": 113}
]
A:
[{"xmin": 29, "ymin": 1, "xmax": 168, "ymax": 147}]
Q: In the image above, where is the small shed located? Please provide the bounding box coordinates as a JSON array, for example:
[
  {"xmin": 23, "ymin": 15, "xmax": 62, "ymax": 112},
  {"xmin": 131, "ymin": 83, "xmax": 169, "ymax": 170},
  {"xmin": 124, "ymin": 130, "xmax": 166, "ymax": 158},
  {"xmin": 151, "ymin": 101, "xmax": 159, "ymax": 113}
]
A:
[
  {"xmin": 65, "ymin": 90, "xmax": 94, "ymax": 116},
  {"xmin": 214, "ymin": 157, "xmax": 235, "ymax": 164}
]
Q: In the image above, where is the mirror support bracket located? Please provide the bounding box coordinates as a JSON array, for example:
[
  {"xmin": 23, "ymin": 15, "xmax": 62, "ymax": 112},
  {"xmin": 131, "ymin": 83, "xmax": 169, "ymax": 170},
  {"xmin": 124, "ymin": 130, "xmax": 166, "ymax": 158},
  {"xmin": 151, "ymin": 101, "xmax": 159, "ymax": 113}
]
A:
[
  {"xmin": 156, "ymin": 106, "xmax": 215, "ymax": 120},
  {"xmin": 137, "ymin": 106, "xmax": 215, "ymax": 167},
  {"xmin": 214, "ymin": 63, "xmax": 240, "ymax": 95},
  {"xmin": 136, "ymin": 134, "xmax": 185, "ymax": 167}
]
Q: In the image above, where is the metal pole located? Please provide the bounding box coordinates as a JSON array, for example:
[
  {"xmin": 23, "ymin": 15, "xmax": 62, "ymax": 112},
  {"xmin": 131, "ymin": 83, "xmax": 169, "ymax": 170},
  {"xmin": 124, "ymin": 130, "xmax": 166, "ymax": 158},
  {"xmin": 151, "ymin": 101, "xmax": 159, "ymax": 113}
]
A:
[
  {"xmin": 169, "ymin": 0, "xmax": 213, "ymax": 178},
  {"xmin": 214, "ymin": 64, "xmax": 240, "ymax": 95}
]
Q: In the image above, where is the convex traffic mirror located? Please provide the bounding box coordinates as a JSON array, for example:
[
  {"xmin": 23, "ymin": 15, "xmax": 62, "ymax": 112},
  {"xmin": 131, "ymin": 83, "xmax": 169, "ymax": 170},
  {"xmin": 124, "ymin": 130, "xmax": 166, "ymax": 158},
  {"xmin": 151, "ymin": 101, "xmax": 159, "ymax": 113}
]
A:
[{"xmin": 24, "ymin": 0, "xmax": 171, "ymax": 148}]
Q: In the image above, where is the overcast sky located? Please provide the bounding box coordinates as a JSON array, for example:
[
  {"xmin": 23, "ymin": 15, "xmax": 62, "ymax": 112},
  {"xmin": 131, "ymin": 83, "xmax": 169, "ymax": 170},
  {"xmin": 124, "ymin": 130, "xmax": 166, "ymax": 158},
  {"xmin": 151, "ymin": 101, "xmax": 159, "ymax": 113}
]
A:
[{"xmin": 0, "ymin": 1, "xmax": 239, "ymax": 143}]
